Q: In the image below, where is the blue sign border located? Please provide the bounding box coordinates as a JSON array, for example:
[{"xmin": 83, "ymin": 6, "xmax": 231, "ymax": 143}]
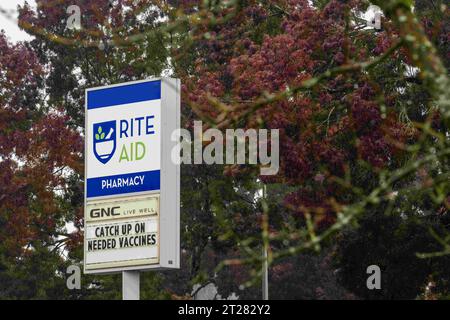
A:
[
  {"xmin": 87, "ymin": 80, "xmax": 161, "ymax": 109},
  {"xmin": 87, "ymin": 170, "xmax": 160, "ymax": 198}
]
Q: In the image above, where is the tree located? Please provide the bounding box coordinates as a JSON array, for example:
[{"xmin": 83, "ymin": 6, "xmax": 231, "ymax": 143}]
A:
[
  {"xmin": 14, "ymin": 0, "xmax": 265, "ymax": 299},
  {"xmin": 0, "ymin": 31, "xmax": 82, "ymax": 299},
  {"xmin": 174, "ymin": 0, "xmax": 450, "ymax": 297},
  {"xmin": 334, "ymin": 0, "xmax": 450, "ymax": 299},
  {"xmin": 0, "ymin": 0, "xmax": 448, "ymax": 300},
  {"xmin": 335, "ymin": 210, "xmax": 450, "ymax": 299}
]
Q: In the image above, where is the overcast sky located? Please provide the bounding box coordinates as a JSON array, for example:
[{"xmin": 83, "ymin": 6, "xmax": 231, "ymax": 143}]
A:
[{"xmin": 0, "ymin": 0, "xmax": 36, "ymax": 42}]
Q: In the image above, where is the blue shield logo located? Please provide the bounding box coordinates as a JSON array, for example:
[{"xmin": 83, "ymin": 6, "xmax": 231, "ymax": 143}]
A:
[{"xmin": 93, "ymin": 120, "xmax": 116, "ymax": 164}]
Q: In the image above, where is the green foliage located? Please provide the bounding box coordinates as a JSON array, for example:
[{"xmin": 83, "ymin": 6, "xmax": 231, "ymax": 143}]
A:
[
  {"xmin": 0, "ymin": 242, "xmax": 69, "ymax": 300},
  {"xmin": 335, "ymin": 211, "xmax": 450, "ymax": 299},
  {"xmin": 0, "ymin": 0, "xmax": 448, "ymax": 300}
]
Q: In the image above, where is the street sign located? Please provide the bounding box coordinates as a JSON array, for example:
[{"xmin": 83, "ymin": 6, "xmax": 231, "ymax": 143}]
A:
[
  {"xmin": 86, "ymin": 80, "xmax": 163, "ymax": 198},
  {"xmin": 84, "ymin": 78, "xmax": 180, "ymax": 274}
]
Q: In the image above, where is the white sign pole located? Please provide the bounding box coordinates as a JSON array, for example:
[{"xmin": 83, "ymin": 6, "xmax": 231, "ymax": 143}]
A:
[{"xmin": 123, "ymin": 271, "xmax": 140, "ymax": 300}]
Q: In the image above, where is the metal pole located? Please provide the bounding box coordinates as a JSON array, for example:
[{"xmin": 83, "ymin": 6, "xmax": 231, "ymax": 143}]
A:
[
  {"xmin": 123, "ymin": 271, "xmax": 140, "ymax": 300},
  {"xmin": 262, "ymin": 247, "xmax": 269, "ymax": 300},
  {"xmin": 262, "ymin": 184, "xmax": 269, "ymax": 300}
]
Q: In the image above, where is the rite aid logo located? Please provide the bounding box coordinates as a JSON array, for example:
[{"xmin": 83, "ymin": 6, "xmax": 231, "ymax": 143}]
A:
[{"xmin": 93, "ymin": 120, "xmax": 116, "ymax": 164}]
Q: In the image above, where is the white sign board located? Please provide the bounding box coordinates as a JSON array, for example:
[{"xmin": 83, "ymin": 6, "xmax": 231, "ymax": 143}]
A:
[
  {"xmin": 84, "ymin": 78, "xmax": 180, "ymax": 274},
  {"xmin": 85, "ymin": 196, "xmax": 159, "ymax": 271}
]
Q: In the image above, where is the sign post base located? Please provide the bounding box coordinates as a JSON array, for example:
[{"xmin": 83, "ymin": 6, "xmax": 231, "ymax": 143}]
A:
[{"xmin": 123, "ymin": 271, "xmax": 140, "ymax": 300}]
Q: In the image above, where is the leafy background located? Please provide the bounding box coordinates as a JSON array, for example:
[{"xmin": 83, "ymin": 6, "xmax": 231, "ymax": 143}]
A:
[{"xmin": 0, "ymin": 0, "xmax": 449, "ymax": 299}]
